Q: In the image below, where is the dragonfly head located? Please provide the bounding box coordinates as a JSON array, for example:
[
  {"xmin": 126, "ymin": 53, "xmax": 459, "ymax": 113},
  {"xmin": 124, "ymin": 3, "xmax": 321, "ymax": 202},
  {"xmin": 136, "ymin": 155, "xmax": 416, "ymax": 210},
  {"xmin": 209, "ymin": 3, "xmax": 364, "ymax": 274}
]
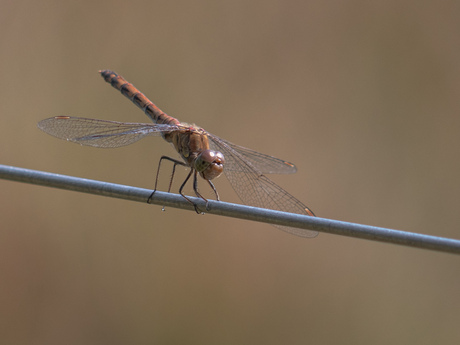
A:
[{"xmin": 195, "ymin": 150, "xmax": 225, "ymax": 180}]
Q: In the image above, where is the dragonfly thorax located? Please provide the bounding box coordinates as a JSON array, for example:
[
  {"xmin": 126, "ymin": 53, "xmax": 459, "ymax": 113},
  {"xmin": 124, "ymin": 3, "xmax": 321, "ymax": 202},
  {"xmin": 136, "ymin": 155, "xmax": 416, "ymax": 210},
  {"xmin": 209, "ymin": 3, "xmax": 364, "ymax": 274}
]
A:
[{"xmin": 195, "ymin": 150, "xmax": 225, "ymax": 181}]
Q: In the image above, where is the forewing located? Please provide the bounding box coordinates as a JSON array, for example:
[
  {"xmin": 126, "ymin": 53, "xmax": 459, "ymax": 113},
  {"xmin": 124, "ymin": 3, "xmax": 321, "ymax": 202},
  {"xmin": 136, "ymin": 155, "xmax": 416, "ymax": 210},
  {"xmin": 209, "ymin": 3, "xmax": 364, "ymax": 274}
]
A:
[
  {"xmin": 38, "ymin": 116, "xmax": 180, "ymax": 148},
  {"xmin": 208, "ymin": 134, "xmax": 317, "ymax": 238},
  {"xmin": 209, "ymin": 136, "xmax": 297, "ymax": 174}
]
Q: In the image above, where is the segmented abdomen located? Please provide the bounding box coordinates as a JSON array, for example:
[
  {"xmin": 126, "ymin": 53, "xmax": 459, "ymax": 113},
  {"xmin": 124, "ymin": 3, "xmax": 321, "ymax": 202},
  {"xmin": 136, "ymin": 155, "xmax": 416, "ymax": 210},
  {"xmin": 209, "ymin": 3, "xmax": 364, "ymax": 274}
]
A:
[{"xmin": 99, "ymin": 70, "xmax": 180, "ymax": 126}]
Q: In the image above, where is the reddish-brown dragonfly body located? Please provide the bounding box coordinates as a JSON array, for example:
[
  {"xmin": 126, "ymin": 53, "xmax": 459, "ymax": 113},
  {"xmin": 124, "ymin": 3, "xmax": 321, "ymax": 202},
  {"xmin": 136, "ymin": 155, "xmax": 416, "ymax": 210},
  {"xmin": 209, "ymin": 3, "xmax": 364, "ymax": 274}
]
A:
[
  {"xmin": 38, "ymin": 70, "xmax": 317, "ymax": 237},
  {"xmin": 100, "ymin": 70, "xmax": 224, "ymax": 183}
]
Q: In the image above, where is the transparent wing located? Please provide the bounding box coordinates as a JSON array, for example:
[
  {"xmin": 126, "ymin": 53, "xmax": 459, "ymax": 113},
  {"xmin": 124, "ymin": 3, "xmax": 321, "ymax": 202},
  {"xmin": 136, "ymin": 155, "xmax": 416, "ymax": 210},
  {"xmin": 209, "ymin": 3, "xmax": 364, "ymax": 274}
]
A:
[
  {"xmin": 208, "ymin": 133, "xmax": 317, "ymax": 238},
  {"xmin": 38, "ymin": 116, "xmax": 180, "ymax": 148},
  {"xmin": 213, "ymin": 137, "xmax": 297, "ymax": 174}
]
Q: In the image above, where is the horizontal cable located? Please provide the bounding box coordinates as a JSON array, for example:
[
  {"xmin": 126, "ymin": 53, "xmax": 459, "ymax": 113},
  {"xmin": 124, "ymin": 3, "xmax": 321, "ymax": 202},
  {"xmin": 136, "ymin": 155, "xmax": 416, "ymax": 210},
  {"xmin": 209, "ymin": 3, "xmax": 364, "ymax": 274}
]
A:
[{"xmin": 1, "ymin": 164, "xmax": 459, "ymax": 255}]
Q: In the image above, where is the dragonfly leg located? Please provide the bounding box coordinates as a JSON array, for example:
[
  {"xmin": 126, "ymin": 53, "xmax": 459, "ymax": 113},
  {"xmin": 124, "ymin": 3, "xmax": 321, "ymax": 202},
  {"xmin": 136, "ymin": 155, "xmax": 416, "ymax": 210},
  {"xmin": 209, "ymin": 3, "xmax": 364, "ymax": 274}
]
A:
[
  {"xmin": 178, "ymin": 169, "xmax": 203, "ymax": 213},
  {"xmin": 206, "ymin": 180, "xmax": 220, "ymax": 201},
  {"xmin": 147, "ymin": 155, "xmax": 187, "ymax": 204},
  {"xmin": 192, "ymin": 170, "xmax": 212, "ymax": 211},
  {"xmin": 195, "ymin": 179, "xmax": 219, "ymax": 211}
]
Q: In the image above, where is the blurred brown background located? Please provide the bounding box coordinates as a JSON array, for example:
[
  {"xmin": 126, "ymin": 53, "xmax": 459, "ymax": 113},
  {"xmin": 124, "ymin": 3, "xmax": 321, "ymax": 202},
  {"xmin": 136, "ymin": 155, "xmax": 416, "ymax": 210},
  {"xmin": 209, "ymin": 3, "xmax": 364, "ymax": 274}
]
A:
[{"xmin": 1, "ymin": 1, "xmax": 460, "ymax": 344}]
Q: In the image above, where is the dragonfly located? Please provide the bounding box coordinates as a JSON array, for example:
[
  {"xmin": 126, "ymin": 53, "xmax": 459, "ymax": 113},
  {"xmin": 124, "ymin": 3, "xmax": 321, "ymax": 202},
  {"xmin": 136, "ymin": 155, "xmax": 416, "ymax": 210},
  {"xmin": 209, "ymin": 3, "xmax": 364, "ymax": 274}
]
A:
[{"xmin": 38, "ymin": 70, "xmax": 317, "ymax": 238}]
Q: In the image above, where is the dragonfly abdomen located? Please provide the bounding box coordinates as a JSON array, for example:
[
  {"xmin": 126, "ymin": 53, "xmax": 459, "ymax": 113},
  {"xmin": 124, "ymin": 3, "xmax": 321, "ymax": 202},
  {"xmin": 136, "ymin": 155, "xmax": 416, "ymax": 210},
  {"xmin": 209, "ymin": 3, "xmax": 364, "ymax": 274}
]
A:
[{"xmin": 99, "ymin": 70, "xmax": 180, "ymax": 127}]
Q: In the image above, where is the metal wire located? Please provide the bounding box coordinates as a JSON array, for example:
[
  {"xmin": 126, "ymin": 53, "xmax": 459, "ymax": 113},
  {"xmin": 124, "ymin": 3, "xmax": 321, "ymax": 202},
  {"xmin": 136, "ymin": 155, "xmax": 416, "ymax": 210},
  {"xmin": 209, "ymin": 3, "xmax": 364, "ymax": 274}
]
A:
[{"xmin": 1, "ymin": 164, "xmax": 460, "ymax": 255}]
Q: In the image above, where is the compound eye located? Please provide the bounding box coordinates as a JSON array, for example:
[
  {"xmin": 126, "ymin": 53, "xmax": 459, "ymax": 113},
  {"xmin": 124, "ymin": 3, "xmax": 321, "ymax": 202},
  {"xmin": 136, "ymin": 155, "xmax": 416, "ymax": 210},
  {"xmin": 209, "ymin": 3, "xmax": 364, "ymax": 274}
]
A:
[{"xmin": 195, "ymin": 150, "xmax": 225, "ymax": 180}]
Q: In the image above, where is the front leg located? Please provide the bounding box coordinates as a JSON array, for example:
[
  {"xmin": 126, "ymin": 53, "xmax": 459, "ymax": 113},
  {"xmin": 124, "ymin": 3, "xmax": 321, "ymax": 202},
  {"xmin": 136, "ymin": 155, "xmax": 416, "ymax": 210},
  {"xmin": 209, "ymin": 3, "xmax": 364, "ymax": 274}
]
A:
[{"xmin": 206, "ymin": 180, "xmax": 220, "ymax": 202}]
